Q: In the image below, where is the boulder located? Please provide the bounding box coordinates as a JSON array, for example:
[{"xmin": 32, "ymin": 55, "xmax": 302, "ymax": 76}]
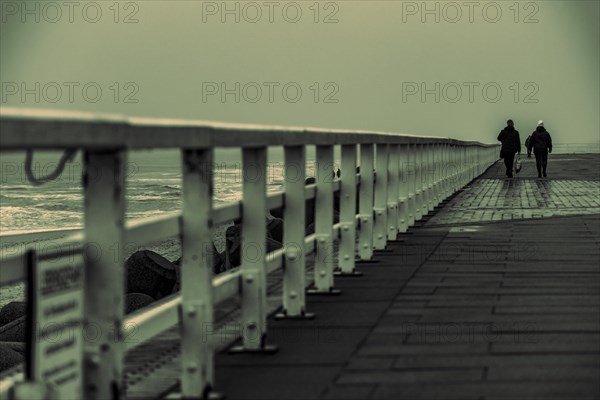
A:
[
  {"xmin": 125, "ymin": 293, "xmax": 155, "ymax": 314},
  {"xmin": 225, "ymin": 223, "xmax": 242, "ymax": 269},
  {"xmin": 125, "ymin": 250, "xmax": 176, "ymax": 300},
  {"xmin": 0, "ymin": 316, "xmax": 25, "ymax": 342},
  {"xmin": 0, "ymin": 302, "xmax": 26, "ymax": 326},
  {"xmin": 270, "ymin": 206, "xmax": 284, "ymax": 220},
  {"xmin": 0, "ymin": 341, "xmax": 24, "ymax": 355},
  {"xmin": 266, "ymin": 217, "xmax": 284, "ymax": 243},
  {"xmin": 0, "ymin": 343, "xmax": 23, "ymax": 372}
]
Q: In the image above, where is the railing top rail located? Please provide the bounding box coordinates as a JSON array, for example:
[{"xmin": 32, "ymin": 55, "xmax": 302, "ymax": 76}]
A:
[{"xmin": 0, "ymin": 107, "xmax": 497, "ymax": 150}]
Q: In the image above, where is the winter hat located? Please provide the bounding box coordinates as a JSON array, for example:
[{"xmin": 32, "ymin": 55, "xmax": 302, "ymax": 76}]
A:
[{"xmin": 537, "ymin": 120, "xmax": 544, "ymax": 127}]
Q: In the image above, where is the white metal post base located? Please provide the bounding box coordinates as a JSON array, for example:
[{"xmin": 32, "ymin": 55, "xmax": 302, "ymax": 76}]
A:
[
  {"xmin": 165, "ymin": 388, "xmax": 225, "ymax": 400},
  {"xmin": 334, "ymin": 269, "xmax": 364, "ymax": 277},
  {"xmin": 228, "ymin": 336, "xmax": 279, "ymax": 355},
  {"xmin": 274, "ymin": 309, "xmax": 316, "ymax": 320},
  {"xmin": 306, "ymin": 287, "xmax": 342, "ymax": 296}
]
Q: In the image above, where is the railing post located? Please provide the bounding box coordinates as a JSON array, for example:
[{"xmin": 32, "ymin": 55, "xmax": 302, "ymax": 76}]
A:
[
  {"xmin": 444, "ymin": 143, "xmax": 450, "ymax": 198},
  {"xmin": 443, "ymin": 143, "xmax": 450, "ymax": 198},
  {"xmin": 429, "ymin": 143, "xmax": 438, "ymax": 211},
  {"xmin": 230, "ymin": 146, "xmax": 277, "ymax": 353},
  {"xmin": 441, "ymin": 143, "xmax": 447, "ymax": 197},
  {"xmin": 432, "ymin": 143, "xmax": 441, "ymax": 207},
  {"xmin": 425, "ymin": 143, "xmax": 434, "ymax": 212},
  {"xmin": 308, "ymin": 145, "xmax": 339, "ymax": 294},
  {"xmin": 277, "ymin": 145, "xmax": 314, "ymax": 317},
  {"xmin": 358, "ymin": 143, "xmax": 374, "ymax": 261},
  {"xmin": 466, "ymin": 146, "xmax": 470, "ymax": 182},
  {"xmin": 397, "ymin": 144, "xmax": 409, "ymax": 233},
  {"xmin": 456, "ymin": 145, "xmax": 462, "ymax": 189},
  {"xmin": 336, "ymin": 144, "xmax": 361, "ymax": 276},
  {"xmin": 423, "ymin": 144, "xmax": 432, "ymax": 215},
  {"xmin": 414, "ymin": 143, "xmax": 424, "ymax": 221},
  {"xmin": 82, "ymin": 149, "xmax": 125, "ymax": 400},
  {"xmin": 373, "ymin": 143, "xmax": 389, "ymax": 250},
  {"xmin": 464, "ymin": 146, "xmax": 469, "ymax": 183},
  {"xmin": 454, "ymin": 145, "xmax": 461, "ymax": 191},
  {"xmin": 463, "ymin": 146, "xmax": 468, "ymax": 185},
  {"xmin": 452, "ymin": 144, "xmax": 458, "ymax": 192},
  {"xmin": 387, "ymin": 144, "xmax": 400, "ymax": 240},
  {"xmin": 180, "ymin": 148, "xmax": 218, "ymax": 397},
  {"xmin": 421, "ymin": 143, "xmax": 429, "ymax": 214},
  {"xmin": 439, "ymin": 143, "xmax": 445, "ymax": 202},
  {"xmin": 407, "ymin": 143, "xmax": 416, "ymax": 227}
]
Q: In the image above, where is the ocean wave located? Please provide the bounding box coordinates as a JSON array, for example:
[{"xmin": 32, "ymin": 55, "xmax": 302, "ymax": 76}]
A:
[
  {"xmin": 32, "ymin": 203, "xmax": 74, "ymax": 211},
  {"xmin": 135, "ymin": 183, "xmax": 181, "ymax": 191},
  {"xmin": 0, "ymin": 185, "xmax": 31, "ymax": 191},
  {"xmin": 3, "ymin": 192, "xmax": 81, "ymax": 201},
  {"xmin": 133, "ymin": 178, "xmax": 181, "ymax": 183}
]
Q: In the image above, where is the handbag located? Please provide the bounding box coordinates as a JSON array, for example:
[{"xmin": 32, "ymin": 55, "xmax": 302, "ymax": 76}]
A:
[{"xmin": 514, "ymin": 153, "xmax": 522, "ymax": 173}]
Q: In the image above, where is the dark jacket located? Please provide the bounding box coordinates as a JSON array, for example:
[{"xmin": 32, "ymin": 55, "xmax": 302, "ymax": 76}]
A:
[
  {"xmin": 497, "ymin": 126, "xmax": 521, "ymax": 157},
  {"xmin": 528, "ymin": 126, "xmax": 553, "ymax": 154}
]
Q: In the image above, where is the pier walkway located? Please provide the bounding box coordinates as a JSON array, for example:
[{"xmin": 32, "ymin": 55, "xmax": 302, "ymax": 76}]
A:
[{"xmin": 164, "ymin": 154, "xmax": 600, "ymax": 400}]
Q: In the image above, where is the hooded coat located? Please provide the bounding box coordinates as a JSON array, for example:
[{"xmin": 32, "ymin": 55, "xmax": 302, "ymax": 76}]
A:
[
  {"xmin": 497, "ymin": 126, "xmax": 521, "ymax": 158},
  {"xmin": 528, "ymin": 126, "xmax": 553, "ymax": 154}
]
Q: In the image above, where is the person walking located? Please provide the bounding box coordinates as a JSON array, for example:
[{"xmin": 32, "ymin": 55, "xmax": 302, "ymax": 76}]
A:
[
  {"xmin": 528, "ymin": 120, "xmax": 553, "ymax": 178},
  {"xmin": 497, "ymin": 119, "xmax": 521, "ymax": 178}
]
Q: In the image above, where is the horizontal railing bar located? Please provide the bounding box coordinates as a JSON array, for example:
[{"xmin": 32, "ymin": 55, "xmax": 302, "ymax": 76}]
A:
[
  {"xmin": 213, "ymin": 268, "xmax": 242, "ymax": 304},
  {"xmin": 213, "ymin": 201, "xmax": 241, "ymax": 226},
  {"xmin": 126, "ymin": 212, "xmax": 182, "ymax": 244},
  {"xmin": 1, "ymin": 107, "xmax": 498, "ymax": 150}
]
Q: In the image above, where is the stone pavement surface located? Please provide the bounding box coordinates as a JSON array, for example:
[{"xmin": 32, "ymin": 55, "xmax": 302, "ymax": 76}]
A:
[{"xmin": 163, "ymin": 154, "xmax": 600, "ymax": 400}]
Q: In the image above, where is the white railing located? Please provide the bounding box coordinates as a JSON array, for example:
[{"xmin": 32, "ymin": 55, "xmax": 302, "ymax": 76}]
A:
[{"xmin": 0, "ymin": 107, "xmax": 499, "ymax": 399}]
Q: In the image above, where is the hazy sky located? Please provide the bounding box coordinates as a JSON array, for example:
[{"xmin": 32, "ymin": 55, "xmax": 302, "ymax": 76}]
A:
[{"xmin": 1, "ymin": 0, "xmax": 598, "ymax": 144}]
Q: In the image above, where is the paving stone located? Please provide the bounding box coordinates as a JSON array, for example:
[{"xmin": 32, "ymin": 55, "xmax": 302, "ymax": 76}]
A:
[
  {"xmin": 487, "ymin": 365, "xmax": 600, "ymax": 381},
  {"xmin": 345, "ymin": 356, "xmax": 396, "ymax": 370},
  {"xmin": 358, "ymin": 343, "xmax": 489, "ymax": 356},
  {"xmin": 214, "ymin": 366, "xmax": 340, "ymax": 400},
  {"xmin": 336, "ymin": 368, "xmax": 484, "ymax": 384},
  {"xmin": 321, "ymin": 385, "xmax": 375, "ymax": 400},
  {"xmin": 371, "ymin": 381, "xmax": 599, "ymax": 400},
  {"xmin": 392, "ymin": 353, "xmax": 600, "ymax": 369}
]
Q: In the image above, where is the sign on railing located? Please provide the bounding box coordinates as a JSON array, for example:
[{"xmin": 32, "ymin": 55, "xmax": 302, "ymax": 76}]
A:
[{"xmin": 24, "ymin": 252, "xmax": 84, "ymax": 399}]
